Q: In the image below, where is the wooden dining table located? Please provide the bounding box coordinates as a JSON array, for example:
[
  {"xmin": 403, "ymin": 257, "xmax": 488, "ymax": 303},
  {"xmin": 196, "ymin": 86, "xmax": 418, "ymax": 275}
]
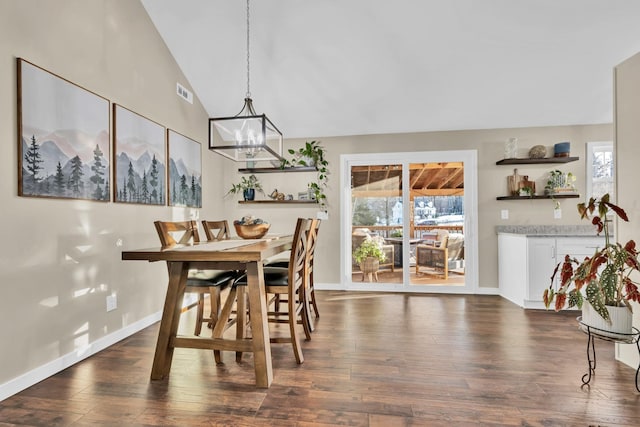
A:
[{"xmin": 121, "ymin": 234, "xmax": 293, "ymax": 388}]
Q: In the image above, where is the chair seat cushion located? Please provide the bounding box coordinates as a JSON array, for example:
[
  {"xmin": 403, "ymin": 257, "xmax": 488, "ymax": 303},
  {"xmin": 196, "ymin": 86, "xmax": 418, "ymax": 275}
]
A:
[
  {"xmin": 264, "ymin": 251, "xmax": 290, "ymax": 265},
  {"xmin": 235, "ymin": 266, "xmax": 289, "ymax": 287},
  {"xmin": 186, "ymin": 269, "xmax": 236, "ymax": 288},
  {"xmin": 265, "ymin": 260, "xmax": 289, "ymax": 268}
]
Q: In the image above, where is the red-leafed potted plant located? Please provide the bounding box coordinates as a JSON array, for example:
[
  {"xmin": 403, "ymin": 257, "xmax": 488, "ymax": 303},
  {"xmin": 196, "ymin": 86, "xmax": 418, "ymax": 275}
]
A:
[{"xmin": 543, "ymin": 194, "xmax": 640, "ymax": 336}]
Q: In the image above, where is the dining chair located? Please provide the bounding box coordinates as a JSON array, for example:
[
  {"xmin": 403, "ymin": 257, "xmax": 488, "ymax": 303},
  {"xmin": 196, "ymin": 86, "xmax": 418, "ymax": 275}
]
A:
[
  {"xmin": 304, "ymin": 219, "xmax": 321, "ymax": 328},
  {"xmin": 235, "ymin": 217, "xmax": 312, "ymax": 363},
  {"xmin": 267, "ymin": 219, "xmax": 321, "ymax": 332},
  {"xmin": 201, "ymin": 219, "xmax": 248, "ymax": 363},
  {"xmin": 153, "ymin": 220, "xmax": 236, "ymax": 337},
  {"xmin": 201, "ymin": 220, "xmax": 231, "ymax": 241}
]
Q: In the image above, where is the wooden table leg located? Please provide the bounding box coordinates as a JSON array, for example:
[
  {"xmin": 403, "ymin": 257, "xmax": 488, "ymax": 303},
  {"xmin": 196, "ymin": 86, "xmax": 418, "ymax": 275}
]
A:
[
  {"xmin": 245, "ymin": 261, "xmax": 273, "ymax": 388},
  {"xmin": 151, "ymin": 261, "xmax": 188, "ymax": 380}
]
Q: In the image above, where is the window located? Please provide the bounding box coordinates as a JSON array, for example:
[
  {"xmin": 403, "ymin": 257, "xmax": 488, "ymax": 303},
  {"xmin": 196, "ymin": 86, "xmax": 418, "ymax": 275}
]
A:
[{"xmin": 585, "ymin": 141, "xmax": 614, "ymax": 200}]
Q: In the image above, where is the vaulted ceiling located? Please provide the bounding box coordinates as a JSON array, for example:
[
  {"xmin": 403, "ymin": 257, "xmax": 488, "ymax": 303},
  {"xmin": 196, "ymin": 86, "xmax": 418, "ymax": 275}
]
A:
[{"xmin": 142, "ymin": 0, "xmax": 640, "ymax": 140}]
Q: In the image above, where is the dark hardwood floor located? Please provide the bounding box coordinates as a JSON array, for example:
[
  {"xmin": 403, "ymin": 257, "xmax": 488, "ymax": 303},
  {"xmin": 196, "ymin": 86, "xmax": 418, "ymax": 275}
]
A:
[{"xmin": 1, "ymin": 292, "xmax": 639, "ymax": 426}]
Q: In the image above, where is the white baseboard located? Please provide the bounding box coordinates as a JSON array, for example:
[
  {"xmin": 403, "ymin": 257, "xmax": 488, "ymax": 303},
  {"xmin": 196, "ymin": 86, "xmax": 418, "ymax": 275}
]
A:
[
  {"xmin": 314, "ymin": 282, "xmax": 343, "ymax": 290},
  {"xmin": 474, "ymin": 286, "xmax": 500, "ymax": 295},
  {"xmin": 0, "ymin": 311, "xmax": 161, "ymax": 402},
  {"xmin": 316, "ymin": 282, "xmax": 500, "ymax": 295}
]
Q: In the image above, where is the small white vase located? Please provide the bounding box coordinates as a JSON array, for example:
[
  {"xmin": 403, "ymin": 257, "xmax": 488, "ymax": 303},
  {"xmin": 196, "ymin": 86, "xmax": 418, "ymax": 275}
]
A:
[
  {"xmin": 504, "ymin": 137, "xmax": 518, "ymax": 159},
  {"xmin": 581, "ymin": 302, "xmax": 633, "ymax": 338}
]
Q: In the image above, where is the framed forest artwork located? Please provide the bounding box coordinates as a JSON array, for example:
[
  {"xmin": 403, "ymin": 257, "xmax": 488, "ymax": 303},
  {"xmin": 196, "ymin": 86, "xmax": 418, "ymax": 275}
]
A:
[
  {"xmin": 113, "ymin": 104, "xmax": 166, "ymax": 205},
  {"xmin": 17, "ymin": 58, "xmax": 110, "ymax": 201},
  {"xmin": 168, "ymin": 130, "xmax": 202, "ymax": 208}
]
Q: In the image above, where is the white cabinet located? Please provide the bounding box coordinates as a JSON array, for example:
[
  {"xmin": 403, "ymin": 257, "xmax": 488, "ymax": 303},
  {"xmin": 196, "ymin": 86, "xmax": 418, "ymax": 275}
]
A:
[
  {"xmin": 498, "ymin": 234, "xmax": 604, "ymax": 309},
  {"xmin": 526, "ymin": 238, "xmax": 557, "ymax": 305}
]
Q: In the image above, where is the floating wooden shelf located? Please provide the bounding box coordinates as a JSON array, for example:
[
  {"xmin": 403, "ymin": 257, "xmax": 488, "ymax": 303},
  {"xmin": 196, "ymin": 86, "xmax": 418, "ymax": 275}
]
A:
[
  {"xmin": 238, "ymin": 200, "xmax": 318, "ymax": 205},
  {"xmin": 238, "ymin": 166, "xmax": 317, "ymax": 174},
  {"xmin": 496, "ymin": 157, "xmax": 579, "ymax": 165},
  {"xmin": 496, "ymin": 194, "xmax": 580, "ymax": 200}
]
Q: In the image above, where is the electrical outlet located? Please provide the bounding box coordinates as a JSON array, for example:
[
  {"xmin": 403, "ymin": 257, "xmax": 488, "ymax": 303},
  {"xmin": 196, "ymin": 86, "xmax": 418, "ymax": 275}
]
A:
[
  {"xmin": 554, "ymin": 207, "xmax": 562, "ymax": 219},
  {"xmin": 106, "ymin": 294, "xmax": 117, "ymax": 312},
  {"xmin": 317, "ymin": 211, "xmax": 328, "ymax": 220},
  {"xmin": 501, "ymin": 209, "xmax": 509, "ymax": 220}
]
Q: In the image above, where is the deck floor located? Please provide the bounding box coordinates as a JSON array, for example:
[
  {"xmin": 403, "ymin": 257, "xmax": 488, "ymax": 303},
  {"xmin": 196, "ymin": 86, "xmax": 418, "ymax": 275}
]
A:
[{"xmin": 352, "ymin": 267, "xmax": 466, "ymax": 286}]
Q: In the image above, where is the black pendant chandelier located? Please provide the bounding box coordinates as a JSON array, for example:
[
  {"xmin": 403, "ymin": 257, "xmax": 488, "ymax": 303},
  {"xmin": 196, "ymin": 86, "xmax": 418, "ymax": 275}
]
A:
[{"xmin": 208, "ymin": 0, "xmax": 283, "ymax": 163}]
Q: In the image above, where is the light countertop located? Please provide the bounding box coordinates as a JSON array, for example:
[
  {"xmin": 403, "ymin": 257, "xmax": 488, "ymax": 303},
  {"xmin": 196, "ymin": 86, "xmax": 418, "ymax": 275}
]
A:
[{"xmin": 495, "ymin": 225, "xmax": 603, "ymax": 237}]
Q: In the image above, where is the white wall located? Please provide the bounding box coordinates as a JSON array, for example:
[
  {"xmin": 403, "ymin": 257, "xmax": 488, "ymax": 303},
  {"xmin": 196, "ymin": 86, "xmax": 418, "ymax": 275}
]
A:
[
  {"xmin": 225, "ymin": 125, "xmax": 612, "ymax": 290},
  {"xmin": 0, "ymin": 0, "xmax": 227, "ymax": 399},
  {"xmin": 614, "ymin": 51, "xmax": 640, "ymax": 369}
]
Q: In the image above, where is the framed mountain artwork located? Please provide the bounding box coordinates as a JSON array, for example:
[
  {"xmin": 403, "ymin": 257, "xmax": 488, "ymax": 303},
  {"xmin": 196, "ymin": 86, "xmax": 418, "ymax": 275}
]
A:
[
  {"xmin": 113, "ymin": 104, "xmax": 166, "ymax": 205},
  {"xmin": 17, "ymin": 58, "xmax": 110, "ymax": 201},
  {"xmin": 168, "ymin": 130, "xmax": 202, "ymax": 208}
]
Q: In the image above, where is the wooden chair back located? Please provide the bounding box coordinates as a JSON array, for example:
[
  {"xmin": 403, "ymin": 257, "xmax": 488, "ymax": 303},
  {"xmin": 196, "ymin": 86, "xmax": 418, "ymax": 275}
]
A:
[
  {"xmin": 154, "ymin": 220, "xmax": 200, "ymax": 247},
  {"xmin": 306, "ymin": 219, "xmax": 320, "ymax": 273},
  {"xmin": 288, "ymin": 218, "xmax": 312, "ymax": 295},
  {"xmin": 201, "ymin": 220, "xmax": 231, "ymax": 241},
  {"xmin": 304, "ymin": 219, "xmax": 321, "ymax": 328},
  {"xmin": 260, "ymin": 218, "xmax": 313, "ymax": 364}
]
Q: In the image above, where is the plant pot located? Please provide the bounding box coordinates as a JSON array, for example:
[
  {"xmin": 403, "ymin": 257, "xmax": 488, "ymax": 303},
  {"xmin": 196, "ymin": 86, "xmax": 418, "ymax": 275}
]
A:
[
  {"xmin": 243, "ymin": 188, "xmax": 255, "ymax": 201},
  {"xmin": 359, "ymin": 257, "xmax": 380, "ymax": 282},
  {"xmin": 581, "ymin": 302, "xmax": 633, "ymax": 338},
  {"xmin": 301, "ymin": 156, "xmax": 316, "ymax": 167},
  {"xmin": 359, "ymin": 257, "xmax": 379, "ymax": 274}
]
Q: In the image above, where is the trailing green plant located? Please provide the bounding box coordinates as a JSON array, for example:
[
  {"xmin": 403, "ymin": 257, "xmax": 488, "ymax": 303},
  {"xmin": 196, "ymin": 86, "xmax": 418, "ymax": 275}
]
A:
[
  {"xmin": 353, "ymin": 237, "xmax": 386, "ymax": 264},
  {"xmin": 226, "ymin": 174, "xmax": 263, "ymax": 196},
  {"xmin": 281, "ymin": 140, "xmax": 329, "ymax": 209},
  {"xmin": 543, "ymin": 194, "xmax": 640, "ymax": 322}
]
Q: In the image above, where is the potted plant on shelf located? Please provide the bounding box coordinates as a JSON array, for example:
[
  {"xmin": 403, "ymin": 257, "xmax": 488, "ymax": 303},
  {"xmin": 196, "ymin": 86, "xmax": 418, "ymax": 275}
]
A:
[
  {"xmin": 227, "ymin": 174, "xmax": 263, "ymax": 201},
  {"xmin": 543, "ymin": 194, "xmax": 640, "ymax": 336},
  {"xmin": 519, "ymin": 186, "xmax": 533, "ymax": 197},
  {"xmin": 281, "ymin": 140, "xmax": 329, "ymax": 209},
  {"xmin": 353, "ymin": 237, "xmax": 386, "ymax": 281},
  {"xmin": 544, "ymin": 170, "xmax": 576, "ymax": 195}
]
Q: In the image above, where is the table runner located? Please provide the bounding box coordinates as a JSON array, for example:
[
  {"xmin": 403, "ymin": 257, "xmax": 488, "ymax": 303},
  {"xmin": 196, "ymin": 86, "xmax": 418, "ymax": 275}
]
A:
[{"xmin": 174, "ymin": 234, "xmax": 285, "ymax": 252}]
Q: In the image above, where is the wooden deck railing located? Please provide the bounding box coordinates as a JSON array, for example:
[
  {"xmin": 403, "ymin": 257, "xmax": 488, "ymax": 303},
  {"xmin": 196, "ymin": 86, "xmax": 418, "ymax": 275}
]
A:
[{"xmin": 352, "ymin": 224, "xmax": 463, "ymax": 239}]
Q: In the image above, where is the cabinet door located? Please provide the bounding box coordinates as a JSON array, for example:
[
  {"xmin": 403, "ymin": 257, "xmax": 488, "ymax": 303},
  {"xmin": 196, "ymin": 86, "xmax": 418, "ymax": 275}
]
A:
[
  {"xmin": 498, "ymin": 234, "xmax": 528, "ymax": 307},
  {"xmin": 556, "ymin": 237, "xmax": 604, "ymax": 283},
  {"xmin": 527, "ymin": 238, "xmax": 557, "ymax": 304},
  {"xmin": 556, "ymin": 237, "xmax": 603, "ymax": 263}
]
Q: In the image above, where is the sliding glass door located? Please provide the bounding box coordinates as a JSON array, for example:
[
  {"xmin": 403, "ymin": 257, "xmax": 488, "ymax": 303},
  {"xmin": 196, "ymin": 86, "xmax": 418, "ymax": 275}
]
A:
[
  {"xmin": 350, "ymin": 163, "xmax": 405, "ymax": 284},
  {"xmin": 409, "ymin": 161, "xmax": 465, "ymax": 287},
  {"xmin": 342, "ymin": 150, "xmax": 477, "ymax": 293}
]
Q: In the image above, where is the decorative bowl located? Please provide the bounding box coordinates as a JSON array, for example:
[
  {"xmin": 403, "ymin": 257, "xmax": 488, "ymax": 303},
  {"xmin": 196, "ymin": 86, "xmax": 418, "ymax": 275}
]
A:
[{"xmin": 234, "ymin": 223, "xmax": 270, "ymax": 239}]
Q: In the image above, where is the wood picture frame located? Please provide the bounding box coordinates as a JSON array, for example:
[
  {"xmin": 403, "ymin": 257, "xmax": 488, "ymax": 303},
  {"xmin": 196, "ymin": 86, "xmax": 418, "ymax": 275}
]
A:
[
  {"xmin": 113, "ymin": 104, "xmax": 166, "ymax": 205},
  {"xmin": 17, "ymin": 58, "xmax": 110, "ymax": 201},
  {"xmin": 168, "ymin": 130, "xmax": 202, "ymax": 208}
]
